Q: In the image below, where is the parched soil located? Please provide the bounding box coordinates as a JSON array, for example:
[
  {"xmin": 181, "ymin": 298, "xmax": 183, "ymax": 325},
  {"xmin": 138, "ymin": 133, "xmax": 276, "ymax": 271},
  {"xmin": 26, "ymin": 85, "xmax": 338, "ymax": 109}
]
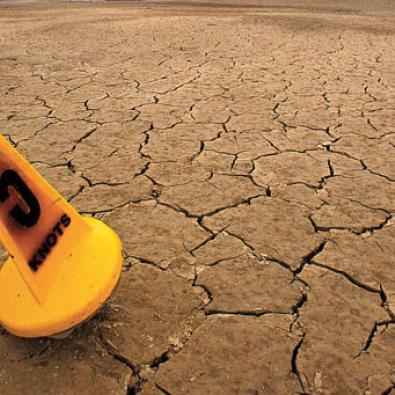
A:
[{"xmin": 0, "ymin": 1, "xmax": 394, "ymax": 394}]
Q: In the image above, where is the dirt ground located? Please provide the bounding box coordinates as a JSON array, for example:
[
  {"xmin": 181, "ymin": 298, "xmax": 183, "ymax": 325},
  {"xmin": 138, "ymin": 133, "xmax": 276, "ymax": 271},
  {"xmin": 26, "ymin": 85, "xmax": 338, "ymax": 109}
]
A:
[{"xmin": 0, "ymin": 0, "xmax": 394, "ymax": 394}]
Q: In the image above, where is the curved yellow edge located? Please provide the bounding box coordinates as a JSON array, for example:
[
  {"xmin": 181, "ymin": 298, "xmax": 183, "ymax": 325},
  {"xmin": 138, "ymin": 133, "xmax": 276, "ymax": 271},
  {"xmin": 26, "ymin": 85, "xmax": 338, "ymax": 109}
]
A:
[{"xmin": 0, "ymin": 217, "xmax": 123, "ymax": 338}]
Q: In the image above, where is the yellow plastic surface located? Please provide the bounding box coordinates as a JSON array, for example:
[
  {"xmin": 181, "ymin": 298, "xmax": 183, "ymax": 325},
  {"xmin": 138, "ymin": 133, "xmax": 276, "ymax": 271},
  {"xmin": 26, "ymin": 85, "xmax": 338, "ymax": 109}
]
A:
[
  {"xmin": 0, "ymin": 134, "xmax": 123, "ymax": 337},
  {"xmin": 0, "ymin": 217, "xmax": 122, "ymax": 337}
]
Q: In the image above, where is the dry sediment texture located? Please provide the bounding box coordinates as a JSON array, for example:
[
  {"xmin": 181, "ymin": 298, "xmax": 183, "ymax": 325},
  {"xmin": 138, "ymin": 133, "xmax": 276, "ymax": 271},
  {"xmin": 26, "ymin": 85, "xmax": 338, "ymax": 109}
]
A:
[{"xmin": 0, "ymin": 1, "xmax": 394, "ymax": 394}]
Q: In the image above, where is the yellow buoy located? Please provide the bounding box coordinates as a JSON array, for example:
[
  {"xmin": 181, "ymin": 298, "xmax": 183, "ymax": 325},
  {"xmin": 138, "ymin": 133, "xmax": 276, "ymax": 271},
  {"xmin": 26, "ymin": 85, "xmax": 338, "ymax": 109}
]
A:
[{"xmin": 0, "ymin": 133, "xmax": 122, "ymax": 338}]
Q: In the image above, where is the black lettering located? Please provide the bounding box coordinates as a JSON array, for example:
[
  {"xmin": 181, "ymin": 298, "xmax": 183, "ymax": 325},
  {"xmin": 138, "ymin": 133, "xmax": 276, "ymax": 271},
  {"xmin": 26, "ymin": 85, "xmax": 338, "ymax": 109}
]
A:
[
  {"xmin": 37, "ymin": 243, "xmax": 50, "ymax": 261},
  {"xmin": 60, "ymin": 214, "xmax": 71, "ymax": 227},
  {"xmin": 29, "ymin": 213, "xmax": 71, "ymax": 272},
  {"xmin": 52, "ymin": 222, "xmax": 63, "ymax": 236},
  {"xmin": 46, "ymin": 233, "xmax": 57, "ymax": 247},
  {"xmin": 28, "ymin": 255, "xmax": 42, "ymax": 272},
  {"xmin": 0, "ymin": 170, "xmax": 40, "ymax": 227}
]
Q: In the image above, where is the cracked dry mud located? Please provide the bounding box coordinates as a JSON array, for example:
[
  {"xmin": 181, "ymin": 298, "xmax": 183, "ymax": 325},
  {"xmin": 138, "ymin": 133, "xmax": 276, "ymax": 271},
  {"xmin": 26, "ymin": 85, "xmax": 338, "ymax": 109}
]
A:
[{"xmin": 0, "ymin": 0, "xmax": 394, "ymax": 394}]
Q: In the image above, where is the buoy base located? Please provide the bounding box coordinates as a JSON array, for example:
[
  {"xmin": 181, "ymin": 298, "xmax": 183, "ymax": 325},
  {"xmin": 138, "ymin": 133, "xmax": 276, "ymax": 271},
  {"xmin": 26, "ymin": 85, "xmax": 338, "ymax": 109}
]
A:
[{"xmin": 0, "ymin": 218, "xmax": 122, "ymax": 338}]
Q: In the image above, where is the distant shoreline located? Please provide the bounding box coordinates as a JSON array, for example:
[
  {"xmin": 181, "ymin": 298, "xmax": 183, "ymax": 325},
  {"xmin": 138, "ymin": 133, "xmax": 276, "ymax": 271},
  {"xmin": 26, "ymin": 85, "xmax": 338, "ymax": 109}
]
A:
[{"xmin": 0, "ymin": 0, "xmax": 394, "ymax": 19}]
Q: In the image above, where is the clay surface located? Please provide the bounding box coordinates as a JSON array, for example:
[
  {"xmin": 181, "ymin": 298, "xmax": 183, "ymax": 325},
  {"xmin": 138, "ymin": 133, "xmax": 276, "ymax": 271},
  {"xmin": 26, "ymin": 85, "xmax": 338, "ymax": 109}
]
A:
[{"xmin": 0, "ymin": 0, "xmax": 394, "ymax": 394}]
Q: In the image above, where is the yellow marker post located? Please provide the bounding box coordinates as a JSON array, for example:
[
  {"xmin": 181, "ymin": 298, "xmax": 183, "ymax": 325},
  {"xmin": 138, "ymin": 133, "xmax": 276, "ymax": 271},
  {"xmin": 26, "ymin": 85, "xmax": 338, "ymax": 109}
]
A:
[{"xmin": 0, "ymin": 133, "xmax": 122, "ymax": 337}]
